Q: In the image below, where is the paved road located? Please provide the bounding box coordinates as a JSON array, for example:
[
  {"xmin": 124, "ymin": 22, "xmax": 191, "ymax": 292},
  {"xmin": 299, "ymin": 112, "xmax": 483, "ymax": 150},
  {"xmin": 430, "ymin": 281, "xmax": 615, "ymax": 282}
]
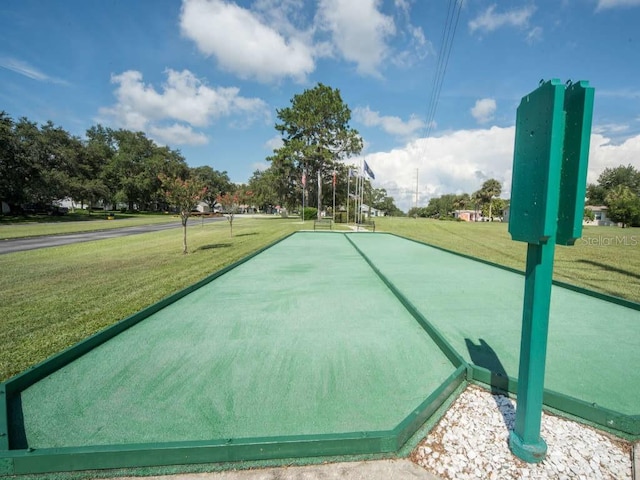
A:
[{"xmin": 0, "ymin": 217, "xmax": 226, "ymax": 255}]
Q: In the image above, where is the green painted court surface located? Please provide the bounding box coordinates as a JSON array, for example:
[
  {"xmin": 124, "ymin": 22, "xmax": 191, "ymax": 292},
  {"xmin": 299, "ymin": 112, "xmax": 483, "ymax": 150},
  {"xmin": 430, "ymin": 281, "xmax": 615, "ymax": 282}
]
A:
[
  {"xmin": 13, "ymin": 233, "xmax": 455, "ymax": 449},
  {"xmin": 348, "ymin": 234, "xmax": 640, "ymax": 416},
  {"xmin": 8, "ymin": 232, "xmax": 640, "ymax": 456}
]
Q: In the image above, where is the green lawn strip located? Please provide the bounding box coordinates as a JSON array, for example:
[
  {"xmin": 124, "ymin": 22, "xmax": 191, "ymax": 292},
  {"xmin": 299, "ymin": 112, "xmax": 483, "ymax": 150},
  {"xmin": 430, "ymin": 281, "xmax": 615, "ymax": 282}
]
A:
[
  {"xmin": 0, "ymin": 213, "xmax": 185, "ymax": 240},
  {"xmin": 375, "ymin": 217, "xmax": 640, "ymax": 303},
  {"xmin": 0, "ymin": 217, "xmax": 303, "ymax": 381}
]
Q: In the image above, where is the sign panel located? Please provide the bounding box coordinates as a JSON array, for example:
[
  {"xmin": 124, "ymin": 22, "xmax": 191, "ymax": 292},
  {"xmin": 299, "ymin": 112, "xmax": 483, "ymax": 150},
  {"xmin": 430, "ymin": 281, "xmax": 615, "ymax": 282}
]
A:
[
  {"xmin": 509, "ymin": 79, "xmax": 566, "ymax": 244},
  {"xmin": 556, "ymin": 81, "xmax": 595, "ymax": 245}
]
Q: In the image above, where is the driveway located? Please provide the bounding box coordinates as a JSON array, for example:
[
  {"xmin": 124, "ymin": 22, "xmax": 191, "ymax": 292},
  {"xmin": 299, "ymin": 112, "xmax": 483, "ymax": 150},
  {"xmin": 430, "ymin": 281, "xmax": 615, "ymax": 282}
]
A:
[{"xmin": 0, "ymin": 217, "xmax": 226, "ymax": 254}]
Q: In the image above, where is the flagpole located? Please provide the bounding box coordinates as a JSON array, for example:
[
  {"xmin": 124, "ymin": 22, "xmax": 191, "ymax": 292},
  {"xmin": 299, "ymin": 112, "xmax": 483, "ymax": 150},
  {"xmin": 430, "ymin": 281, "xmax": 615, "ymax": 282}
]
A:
[
  {"xmin": 357, "ymin": 159, "xmax": 362, "ymax": 230},
  {"xmin": 301, "ymin": 168, "xmax": 305, "ymax": 224},
  {"xmin": 354, "ymin": 165, "xmax": 358, "ymax": 230},
  {"xmin": 346, "ymin": 170, "xmax": 350, "ymax": 225},
  {"xmin": 332, "ymin": 170, "xmax": 336, "ymax": 220},
  {"xmin": 356, "ymin": 166, "xmax": 359, "ymax": 229},
  {"xmin": 317, "ymin": 169, "xmax": 322, "ymax": 220}
]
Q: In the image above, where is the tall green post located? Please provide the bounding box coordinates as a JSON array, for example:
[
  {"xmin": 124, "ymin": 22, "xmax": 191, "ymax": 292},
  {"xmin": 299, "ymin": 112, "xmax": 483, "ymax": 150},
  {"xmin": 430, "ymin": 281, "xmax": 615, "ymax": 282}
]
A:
[{"xmin": 508, "ymin": 79, "xmax": 594, "ymax": 463}]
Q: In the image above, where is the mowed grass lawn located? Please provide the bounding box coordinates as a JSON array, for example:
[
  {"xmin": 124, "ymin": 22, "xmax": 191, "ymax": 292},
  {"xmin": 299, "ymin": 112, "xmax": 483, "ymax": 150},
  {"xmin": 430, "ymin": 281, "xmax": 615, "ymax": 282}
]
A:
[
  {"xmin": 0, "ymin": 212, "xmax": 180, "ymax": 239},
  {"xmin": 0, "ymin": 216, "xmax": 305, "ymax": 381},
  {"xmin": 376, "ymin": 217, "xmax": 640, "ymax": 303},
  {"xmin": 1, "ymin": 215, "xmax": 638, "ymax": 381}
]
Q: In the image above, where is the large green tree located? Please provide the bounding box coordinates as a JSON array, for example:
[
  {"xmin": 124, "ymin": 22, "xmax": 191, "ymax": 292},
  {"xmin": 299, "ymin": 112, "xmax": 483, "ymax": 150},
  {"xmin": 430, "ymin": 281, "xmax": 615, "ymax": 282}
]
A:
[
  {"xmin": 12, "ymin": 119, "xmax": 83, "ymax": 208},
  {"xmin": 190, "ymin": 165, "xmax": 233, "ymax": 210},
  {"xmin": 271, "ymin": 83, "xmax": 362, "ymax": 217},
  {"xmin": 101, "ymin": 129, "xmax": 188, "ymax": 211},
  {"xmin": 0, "ymin": 112, "xmax": 21, "ymax": 210},
  {"xmin": 587, "ymin": 164, "xmax": 640, "ymax": 205},
  {"xmin": 605, "ymin": 185, "xmax": 640, "ymax": 227},
  {"xmin": 370, "ymin": 187, "xmax": 392, "ymax": 214},
  {"xmin": 473, "ymin": 179, "xmax": 502, "ymax": 220},
  {"xmin": 248, "ymin": 169, "xmax": 280, "ymax": 212}
]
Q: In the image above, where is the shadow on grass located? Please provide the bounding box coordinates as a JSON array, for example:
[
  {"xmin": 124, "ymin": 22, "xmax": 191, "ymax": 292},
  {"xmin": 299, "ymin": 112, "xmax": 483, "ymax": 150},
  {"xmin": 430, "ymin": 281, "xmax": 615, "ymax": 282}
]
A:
[
  {"xmin": 0, "ymin": 213, "xmax": 107, "ymax": 224},
  {"xmin": 234, "ymin": 232, "xmax": 258, "ymax": 237},
  {"xmin": 577, "ymin": 259, "xmax": 640, "ymax": 281},
  {"xmin": 198, "ymin": 243, "xmax": 232, "ymax": 251},
  {"xmin": 465, "ymin": 338, "xmax": 516, "ymax": 430}
]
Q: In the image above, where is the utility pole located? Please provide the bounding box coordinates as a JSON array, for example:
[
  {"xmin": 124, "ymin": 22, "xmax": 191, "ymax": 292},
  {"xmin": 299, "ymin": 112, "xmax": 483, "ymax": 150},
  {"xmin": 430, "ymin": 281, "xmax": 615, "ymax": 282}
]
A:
[{"xmin": 415, "ymin": 168, "xmax": 419, "ymax": 212}]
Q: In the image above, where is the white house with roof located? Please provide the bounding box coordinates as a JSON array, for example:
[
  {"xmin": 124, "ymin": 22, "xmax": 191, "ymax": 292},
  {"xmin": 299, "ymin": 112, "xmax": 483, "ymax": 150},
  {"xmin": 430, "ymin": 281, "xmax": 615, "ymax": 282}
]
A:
[
  {"xmin": 583, "ymin": 205, "xmax": 616, "ymax": 226},
  {"xmin": 360, "ymin": 204, "xmax": 383, "ymax": 217}
]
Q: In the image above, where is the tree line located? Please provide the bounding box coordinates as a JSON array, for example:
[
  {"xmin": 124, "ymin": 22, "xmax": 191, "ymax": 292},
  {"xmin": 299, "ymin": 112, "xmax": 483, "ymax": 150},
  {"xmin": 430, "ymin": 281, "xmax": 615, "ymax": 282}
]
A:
[
  {"xmin": 408, "ymin": 178, "xmax": 505, "ymax": 220},
  {"xmin": 1, "ymin": 83, "xmax": 403, "ymax": 219},
  {"xmin": 586, "ymin": 164, "xmax": 640, "ymax": 227},
  {"xmin": 7, "ymin": 81, "xmax": 635, "ymax": 225},
  {"xmin": 0, "ymin": 112, "xmax": 233, "ymax": 214}
]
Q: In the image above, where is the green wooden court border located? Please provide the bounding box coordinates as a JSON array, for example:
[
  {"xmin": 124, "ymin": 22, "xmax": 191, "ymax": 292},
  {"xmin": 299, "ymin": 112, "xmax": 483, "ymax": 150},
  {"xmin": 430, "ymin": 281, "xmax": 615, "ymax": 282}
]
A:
[
  {"xmin": 1, "ymin": 231, "xmax": 637, "ymax": 474},
  {"xmin": 0, "ymin": 231, "xmax": 466, "ymax": 475},
  {"xmin": 370, "ymin": 231, "xmax": 640, "ymax": 438}
]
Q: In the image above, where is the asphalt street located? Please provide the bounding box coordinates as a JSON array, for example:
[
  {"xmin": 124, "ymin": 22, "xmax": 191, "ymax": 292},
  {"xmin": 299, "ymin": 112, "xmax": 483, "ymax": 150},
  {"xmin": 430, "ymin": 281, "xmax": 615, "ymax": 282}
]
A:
[{"xmin": 0, "ymin": 217, "xmax": 226, "ymax": 255}]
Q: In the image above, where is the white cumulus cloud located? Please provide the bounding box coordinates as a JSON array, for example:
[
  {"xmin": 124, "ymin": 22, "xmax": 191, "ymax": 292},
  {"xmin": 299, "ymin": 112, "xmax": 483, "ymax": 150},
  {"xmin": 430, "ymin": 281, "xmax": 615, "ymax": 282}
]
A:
[
  {"xmin": 179, "ymin": 0, "xmax": 430, "ymax": 81},
  {"xmin": 99, "ymin": 69, "xmax": 267, "ymax": 146},
  {"xmin": 587, "ymin": 133, "xmax": 640, "ymax": 184},
  {"xmin": 471, "ymin": 98, "xmax": 497, "ymax": 124},
  {"xmin": 354, "ymin": 106, "xmax": 425, "ymax": 138},
  {"xmin": 180, "ymin": 0, "xmax": 315, "ymax": 83},
  {"xmin": 351, "ymin": 127, "xmax": 640, "ymax": 213},
  {"xmin": 148, "ymin": 124, "xmax": 209, "ymax": 146},
  {"xmin": 316, "ymin": 0, "xmax": 396, "ymax": 76}
]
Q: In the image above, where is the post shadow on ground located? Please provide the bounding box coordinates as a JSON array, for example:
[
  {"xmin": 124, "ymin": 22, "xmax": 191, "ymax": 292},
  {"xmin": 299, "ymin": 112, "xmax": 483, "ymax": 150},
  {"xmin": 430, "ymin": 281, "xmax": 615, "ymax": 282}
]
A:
[
  {"xmin": 577, "ymin": 259, "xmax": 640, "ymax": 281},
  {"xmin": 465, "ymin": 338, "xmax": 516, "ymax": 430},
  {"xmin": 197, "ymin": 243, "xmax": 232, "ymax": 251}
]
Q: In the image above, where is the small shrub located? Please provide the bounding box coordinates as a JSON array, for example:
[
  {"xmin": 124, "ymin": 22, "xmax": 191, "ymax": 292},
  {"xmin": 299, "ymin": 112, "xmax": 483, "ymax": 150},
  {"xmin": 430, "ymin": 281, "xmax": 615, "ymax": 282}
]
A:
[
  {"xmin": 302, "ymin": 207, "xmax": 318, "ymax": 220},
  {"xmin": 334, "ymin": 212, "xmax": 347, "ymax": 223}
]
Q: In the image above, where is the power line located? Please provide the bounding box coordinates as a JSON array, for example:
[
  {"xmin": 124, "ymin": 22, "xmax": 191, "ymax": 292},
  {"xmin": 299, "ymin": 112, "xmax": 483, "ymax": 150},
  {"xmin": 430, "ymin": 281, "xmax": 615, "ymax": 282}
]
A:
[
  {"xmin": 424, "ymin": 0, "xmax": 464, "ymax": 139},
  {"xmin": 412, "ymin": 0, "xmax": 463, "ymax": 210}
]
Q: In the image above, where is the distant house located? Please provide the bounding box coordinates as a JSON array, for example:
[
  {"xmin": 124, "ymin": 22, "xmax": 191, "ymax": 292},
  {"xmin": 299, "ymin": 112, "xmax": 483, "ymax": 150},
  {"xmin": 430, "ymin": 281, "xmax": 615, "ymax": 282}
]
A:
[
  {"xmin": 195, "ymin": 202, "xmax": 210, "ymax": 213},
  {"xmin": 584, "ymin": 205, "xmax": 616, "ymax": 226},
  {"xmin": 360, "ymin": 204, "xmax": 383, "ymax": 217},
  {"xmin": 454, "ymin": 209, "xmax": 482, "ymax": 222}
]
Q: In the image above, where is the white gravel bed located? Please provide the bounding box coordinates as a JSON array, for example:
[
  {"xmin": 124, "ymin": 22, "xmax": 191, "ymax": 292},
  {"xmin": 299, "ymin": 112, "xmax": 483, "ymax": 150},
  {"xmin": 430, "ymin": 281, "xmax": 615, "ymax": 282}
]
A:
[{"xmin": 412, "ymin": 385, "xmax": 633, "ymax": 479}]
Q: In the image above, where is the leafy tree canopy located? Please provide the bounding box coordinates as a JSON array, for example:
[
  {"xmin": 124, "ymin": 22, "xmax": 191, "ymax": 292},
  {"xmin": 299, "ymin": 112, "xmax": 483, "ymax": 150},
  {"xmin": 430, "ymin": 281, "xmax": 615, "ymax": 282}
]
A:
[
  {"xmin": 605, "ymin": 184, "xmax": 640, "ymax": 227},
  {"xmin": 587, "ymin": 164, "xmax": 640, "ymax": 205},
  {"xmin": 270, "ymin": 83, "xmax": 362, "ymax": 212}
]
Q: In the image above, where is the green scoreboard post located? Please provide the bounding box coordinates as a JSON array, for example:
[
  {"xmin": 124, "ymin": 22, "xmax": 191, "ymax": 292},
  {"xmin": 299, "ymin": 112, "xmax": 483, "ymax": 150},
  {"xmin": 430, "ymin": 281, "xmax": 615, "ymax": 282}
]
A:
[{"xmin": 508, "ymin": 79, "xmax": 595, "ymax": 463}]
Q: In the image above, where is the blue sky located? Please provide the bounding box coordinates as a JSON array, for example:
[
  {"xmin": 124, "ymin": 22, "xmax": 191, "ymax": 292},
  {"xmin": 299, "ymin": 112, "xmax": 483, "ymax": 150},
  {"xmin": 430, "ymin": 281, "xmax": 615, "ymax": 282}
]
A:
[{"xmin": 1, "ymin": 0, "xmax": 640, "ymax": 211}]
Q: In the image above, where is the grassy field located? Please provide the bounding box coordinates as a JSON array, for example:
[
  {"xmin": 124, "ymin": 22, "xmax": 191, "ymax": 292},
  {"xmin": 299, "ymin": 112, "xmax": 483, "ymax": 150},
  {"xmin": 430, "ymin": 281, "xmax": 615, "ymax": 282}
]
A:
[
  {"xmin": 1, "ymin": 216, "xmax": 638, "ymax": 381},
  {"xmin": 375, "ymin": 217, "xmax": 640, "ymax": 302},
  {"xmin": 0, "ymin": 212, "xmax": 181, "ymax": 239},
  {"xmin": 0, "ymin": 216, "xmax": 305, "ymax": 380}
]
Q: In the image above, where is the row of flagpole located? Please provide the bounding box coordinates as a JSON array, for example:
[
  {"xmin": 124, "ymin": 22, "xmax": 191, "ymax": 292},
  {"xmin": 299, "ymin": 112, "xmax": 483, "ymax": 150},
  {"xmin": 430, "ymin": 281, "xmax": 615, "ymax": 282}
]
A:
[{"xmin": 300, "ymin": 159, "xmax": 374, "ymax": 224}]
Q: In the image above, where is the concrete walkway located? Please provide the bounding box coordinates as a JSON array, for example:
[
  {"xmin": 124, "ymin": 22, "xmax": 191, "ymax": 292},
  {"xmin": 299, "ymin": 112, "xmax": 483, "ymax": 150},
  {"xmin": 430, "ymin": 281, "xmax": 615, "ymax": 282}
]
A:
[{"xmin": 109, "ymin": 460, "xmax": 440, "ymax": 480}]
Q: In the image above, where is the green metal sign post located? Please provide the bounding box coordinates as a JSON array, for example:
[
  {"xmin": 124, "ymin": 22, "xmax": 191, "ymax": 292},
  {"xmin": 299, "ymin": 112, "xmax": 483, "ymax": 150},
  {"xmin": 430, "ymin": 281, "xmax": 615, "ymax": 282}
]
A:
[{"xmin": 508, "ymin": 79, "xmax": 594, "ymax": 463}]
